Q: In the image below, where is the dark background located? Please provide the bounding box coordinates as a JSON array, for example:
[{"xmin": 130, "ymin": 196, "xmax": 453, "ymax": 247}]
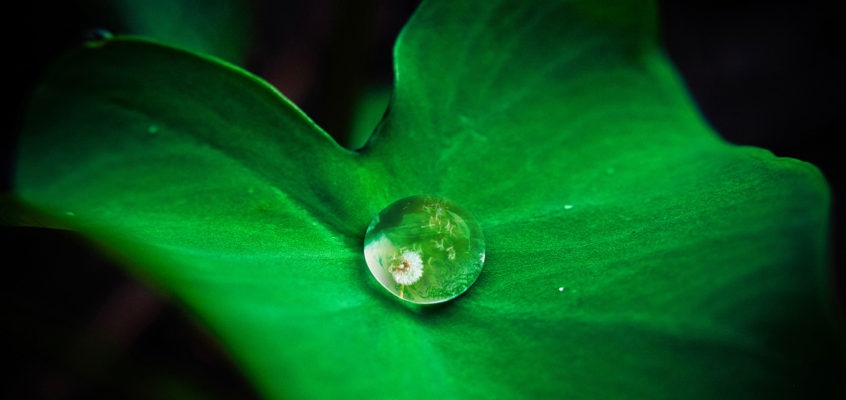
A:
[{"xmin": 2, "ymin": 0, "xmax": 842, "ymax": 398}]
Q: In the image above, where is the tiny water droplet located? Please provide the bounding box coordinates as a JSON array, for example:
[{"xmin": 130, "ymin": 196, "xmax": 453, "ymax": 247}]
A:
[
  {"xmin": 147, "ymin": 125, "xmax": 159, "ymax": 135},
  {"xmin": 83, "ymin": 28, "xmax": 114, "ymax": 47},
  {"xmin": 564, "ymin": 204, "xmax": 573, "ymax": 210},
  {"xmin": 65, "ymin": 211, "xmax": 75, "ymax": 217},
  {"xmin": 363, "ymin": 195, "xmax": 485, "ymax": 304},
  {"xmin": 558, "ymin": 287, "xmax": 565, "ymax": 292}
]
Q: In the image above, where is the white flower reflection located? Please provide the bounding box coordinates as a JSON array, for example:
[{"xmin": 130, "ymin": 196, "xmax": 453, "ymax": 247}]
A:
[{"xmin": 390, "ymin": 249, "xmax": 424, "ymax": 285}]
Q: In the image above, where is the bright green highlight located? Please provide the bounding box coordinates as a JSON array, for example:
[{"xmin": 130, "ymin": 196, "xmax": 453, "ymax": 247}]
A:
[
  {"xmin": 364, "ymin": 195, "xmax": 485, "ymax": 303},
  {"xmin": 12, "ymin": 0, "xmax": 841, "ymax": 398}
]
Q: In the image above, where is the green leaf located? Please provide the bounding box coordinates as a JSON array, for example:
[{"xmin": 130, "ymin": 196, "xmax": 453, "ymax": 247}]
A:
[
  {"xmin": 13, "ymin": 0, "xmax": 841, "ymax": 398},
  {"xmin": 348, "ymin": 86, "xmax": 391, "ymax": 151}
]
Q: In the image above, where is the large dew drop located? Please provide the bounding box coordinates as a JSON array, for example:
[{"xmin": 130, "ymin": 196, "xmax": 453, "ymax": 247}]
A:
[{"xmin": 363, "ymin": 195, "xmax": 485, "ymax": 304}]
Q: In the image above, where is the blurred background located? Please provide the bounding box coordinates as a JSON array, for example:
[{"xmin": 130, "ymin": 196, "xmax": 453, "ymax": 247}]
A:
[{"xmin": 2, "ymin": 0, "xmax": 843, "ymax": 398}]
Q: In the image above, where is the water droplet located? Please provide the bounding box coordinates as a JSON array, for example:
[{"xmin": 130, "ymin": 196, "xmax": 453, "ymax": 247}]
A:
[
  {"xmin": 65, "ymin": 211, "xmax": 75, "ymax": 217},
  {"xmin": 147, "ymin": 125, "xmax": 159, "ymax": 135},
  {"xmin": 564, "ymin": 204, "xmax": 573, "ymax": 210},
  {"xmin": 558, "ymin": 287, "xmax": 565, "ymax": 292},
  {"xmin": 83, "ymin": 28, "xmax": 114, "ymax": 47},
  {"xmin": 363, "ymin": 195, "xmax": 485, "ymax": 304}
]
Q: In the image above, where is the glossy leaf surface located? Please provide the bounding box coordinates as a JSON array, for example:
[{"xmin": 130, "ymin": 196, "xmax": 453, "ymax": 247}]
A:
[{"xmin": 14, "ymin": 0, "xmax": 841, "ymax": 398}]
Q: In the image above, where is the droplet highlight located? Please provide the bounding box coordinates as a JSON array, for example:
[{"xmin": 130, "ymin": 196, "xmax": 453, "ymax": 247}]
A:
[{"xmin": 363, "ymin": 195, "xmax": 485, "ymax": 304}]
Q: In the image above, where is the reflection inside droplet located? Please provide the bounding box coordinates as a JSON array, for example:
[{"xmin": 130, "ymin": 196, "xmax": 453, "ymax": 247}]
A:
[{"xmin": 363, "ymin": 195, "xmax": 485, "ymax": 304}]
